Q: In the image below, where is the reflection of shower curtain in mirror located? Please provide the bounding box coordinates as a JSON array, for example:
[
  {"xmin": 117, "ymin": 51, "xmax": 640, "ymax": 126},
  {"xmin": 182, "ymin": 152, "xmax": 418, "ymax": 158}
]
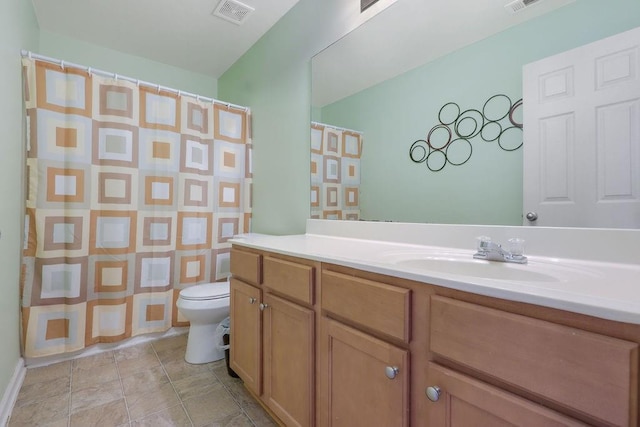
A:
[
  {"xmin": 21, "ymin": 57, "xmax": 252, "ymax": 358},
  {"xmin": 310, "ymin": 123, "xmax": 363, "ymax": 220}
]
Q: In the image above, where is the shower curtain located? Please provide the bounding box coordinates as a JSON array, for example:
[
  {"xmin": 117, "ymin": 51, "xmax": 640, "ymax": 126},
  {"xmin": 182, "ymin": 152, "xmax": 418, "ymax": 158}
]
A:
[
  {"xmin": 310, "ymin": 123, "xmax": 363, "ymax": 220},
  {"xmin": 20, "ymin": 58, "xmax": 252, "ymax": 358}
]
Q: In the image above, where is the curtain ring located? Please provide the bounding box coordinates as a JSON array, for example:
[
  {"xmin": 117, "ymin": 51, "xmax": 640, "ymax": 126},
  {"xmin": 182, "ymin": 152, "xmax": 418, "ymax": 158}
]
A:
[
  {"xmin": 136, "ymin": 80, "xmax": 140, "ymax": 87},
  {"xmin": 157, "ymin": 84, "xmax": 161, "ymax": 93},
  {"xmin": 87, "ymin": 67, "xmax": 92, "ymax": 76},
  {"xmin": 28, "ymin": 51, "xmax": 32, "ymax": 59},
  {"xmin": 60, "ymin": 61, "xmax": 65, "ymax": 70},
  {"xmin": 114, "ymin": 73, "xmax": 118, "ymax": 81}
]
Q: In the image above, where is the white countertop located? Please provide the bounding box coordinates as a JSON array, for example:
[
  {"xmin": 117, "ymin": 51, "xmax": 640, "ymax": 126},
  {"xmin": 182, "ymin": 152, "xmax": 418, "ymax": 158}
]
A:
[{"xmin": 230, "ymin": 220, "xmax": 640, "ymax": 324}]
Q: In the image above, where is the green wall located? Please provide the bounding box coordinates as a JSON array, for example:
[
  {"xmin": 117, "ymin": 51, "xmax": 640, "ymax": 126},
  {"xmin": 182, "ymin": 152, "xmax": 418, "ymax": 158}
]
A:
[
  {"xmin": 320, "ymin": 0, "xmax": 640, "ymax": 225},
  {"xmin": 218, "ymin": 0, "xmax": 363, "ymax": 235},
  {"xmin": 222, "ymin": 0, "xmax": 640, "ymax": 231},
  {"xmin": 0, "ymin": 0, "xmax": 39, "ymax": 408},
  {"xmin": 39, "ymin": 30, "xmax": 217, "ymax": 98}
]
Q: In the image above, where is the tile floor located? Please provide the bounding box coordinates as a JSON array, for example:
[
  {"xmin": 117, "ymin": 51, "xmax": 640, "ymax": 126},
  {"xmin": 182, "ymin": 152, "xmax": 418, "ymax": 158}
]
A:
[{"xmin": 8, "ymin": 334, "xmax": 277, "ymax": 427}]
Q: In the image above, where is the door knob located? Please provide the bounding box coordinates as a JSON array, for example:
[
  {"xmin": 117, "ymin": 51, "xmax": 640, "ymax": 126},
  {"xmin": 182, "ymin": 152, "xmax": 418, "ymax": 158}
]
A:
[
  {"xmin": 385, "ymin": 366, "xmax": 399, "ymax": 379},
  {"xmin": 259, "ymin": 303, "xmax": 269, "ymax": 311},
  {"xmin": 248, "ymin": 297, "xmax": 256, "ymax": 304},
  {"xmin": 525, "ymin": 211, "xmax": 538, "ymax": 221},
  {"xmin": 425, "ymin": 386, "xmax": 441, "ymax": 402}
]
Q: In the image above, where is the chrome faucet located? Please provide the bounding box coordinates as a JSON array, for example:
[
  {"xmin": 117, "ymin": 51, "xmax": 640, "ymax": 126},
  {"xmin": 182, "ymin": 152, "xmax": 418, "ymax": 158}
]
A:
[{"xmin": 473, "ymin": 236, "xmax": 527, "ymax": 264}]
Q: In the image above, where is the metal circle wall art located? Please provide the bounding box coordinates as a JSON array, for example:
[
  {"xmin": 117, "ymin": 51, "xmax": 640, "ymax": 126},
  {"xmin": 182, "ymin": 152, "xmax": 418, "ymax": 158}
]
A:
[
  {"xmin": 480, "ymin": 120, "xmax": 502, "ymax": 142},
  {"xmin": 483, "ymin": 94, "xmax": 512, "ymax": 121},
  {"xmin": 498, "ymin": 126, "xmax": 523, "ymax": 151},
  {"xmin": 427, "ymin": 124, "xmax": 452, "ymax": 150},
  {"xmin": 509, "ymin": 98, "xmax": 523, "ymax": 128},
  {"xmin": 438, "ymin": 102, "xmax": 460, "ymax": 125},
  {"xmin": 455, "ymin": 109, "xmax": 484, "ymax": 139},
  {"xmin": 426, "ymin": 149, "xmax": 447, "ymax": 172},
  {"xmin": 445, "ymin": 138, "xmax": 473, "ymax": 166},
  {"xmin": 409, "ymin": 139, "xmax": 429, "ymax": 163},
  {"xmin": 409, "ymin": 94, "xmax": 523, "ymax": 172}
]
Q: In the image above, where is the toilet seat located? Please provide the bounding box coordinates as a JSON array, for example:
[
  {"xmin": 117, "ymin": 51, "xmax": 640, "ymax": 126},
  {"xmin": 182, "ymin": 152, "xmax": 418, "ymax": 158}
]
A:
[{"xmin": 179, "ymin": 281, "xmax": 230, "ymax": 301}]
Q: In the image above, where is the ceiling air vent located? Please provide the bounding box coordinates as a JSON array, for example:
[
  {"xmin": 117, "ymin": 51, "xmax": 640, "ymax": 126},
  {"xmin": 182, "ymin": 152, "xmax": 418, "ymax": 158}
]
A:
[
  {"xmin": 504, "ymin": 0, "xmax": 542, "ymax": 14},
  {"xmin": 361, "ymin": 0, "xmax": 380, "ymax": 13},
  {"xmin": 212, "ymin": 0, "xmax": 255, "ymax": 25}
]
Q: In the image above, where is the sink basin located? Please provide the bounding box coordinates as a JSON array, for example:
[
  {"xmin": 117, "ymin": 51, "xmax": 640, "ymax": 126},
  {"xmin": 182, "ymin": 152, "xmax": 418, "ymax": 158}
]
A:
[
  {"xmin": 394, "ymin": 257, "xmax": 558, "ymax": 282},
  {"xmin": 378, "ymin": 250, "xmax": 600, "ymax": 283}
]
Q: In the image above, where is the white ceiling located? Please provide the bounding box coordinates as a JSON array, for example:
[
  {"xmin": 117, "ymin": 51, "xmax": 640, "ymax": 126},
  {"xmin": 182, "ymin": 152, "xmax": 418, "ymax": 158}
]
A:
[
  {"xmin": 312, "ymin": 0, "xmax": 576, "ymax": 107},
  {"xmin": 31, "ymin": 0, "xmax": 301, "ymax": 78},
  {"xmin": 30, "ymin": 0, "xmax": 577, "ymax": 95}
]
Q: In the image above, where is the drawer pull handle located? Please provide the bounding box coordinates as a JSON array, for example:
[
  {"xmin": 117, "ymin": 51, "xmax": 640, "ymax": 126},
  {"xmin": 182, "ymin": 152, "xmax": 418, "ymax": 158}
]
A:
[
  {"xmin": 248, "ymin": 297, "xmax": 257, "ymax": 304},
  {"xmin": 385, "ymin": 366, "xmax": 400, "ymax": 379},
  {"xmin": 425, "ymin": 386, "xmax": 441, "ymax": 402},
  {"xmin": 259, "ymin": 303, "xmax": 269, "ymax": 311}
]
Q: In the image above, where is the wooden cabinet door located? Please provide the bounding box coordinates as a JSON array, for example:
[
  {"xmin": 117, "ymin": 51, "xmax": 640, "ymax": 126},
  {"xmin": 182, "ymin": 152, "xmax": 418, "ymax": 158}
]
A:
[
  {"xmin": 425, "ymin": 363, "xmax": 588, "ymax": 427},
  {"xmin": 229, "ymin": 278, "xmax": 262, "ymax": 395},
  {"xmin": 262, "ymin": 293, "xmax": 315, "ymax": 427},
  {"xmin": 323, "ymin": 318, "xmax": 409, "ymax": 427}
]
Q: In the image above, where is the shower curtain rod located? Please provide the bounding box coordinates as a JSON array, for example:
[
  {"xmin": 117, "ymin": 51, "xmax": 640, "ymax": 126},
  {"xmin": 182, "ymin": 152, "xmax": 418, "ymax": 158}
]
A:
[
  {"xmin": 20, "ymin": 50, "xmax": 249, "ymax": 112},
  {"xmin": 311, "ymin": 121, "xmax": 363, "ymax": 135}
]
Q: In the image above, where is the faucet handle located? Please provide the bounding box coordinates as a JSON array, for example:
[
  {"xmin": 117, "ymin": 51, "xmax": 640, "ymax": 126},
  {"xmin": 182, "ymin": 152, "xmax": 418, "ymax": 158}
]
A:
[
  {"xmin": 476, "ymin": 236, "xmax": 492, "ymax": 251},
  {"xmin": 507, "ymin": 238, "xmax": 525, "ymax": 258}
]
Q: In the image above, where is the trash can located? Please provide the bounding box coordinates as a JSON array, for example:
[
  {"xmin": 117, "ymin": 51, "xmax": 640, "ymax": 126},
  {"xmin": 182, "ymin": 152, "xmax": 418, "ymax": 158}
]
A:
[
  {"xmin": 217, "ymin": 317, "xmax": 239, "ymax": 378},
  {"xmin": 223, "ymin": 332, "xmax": 239, "ymax": 378}
]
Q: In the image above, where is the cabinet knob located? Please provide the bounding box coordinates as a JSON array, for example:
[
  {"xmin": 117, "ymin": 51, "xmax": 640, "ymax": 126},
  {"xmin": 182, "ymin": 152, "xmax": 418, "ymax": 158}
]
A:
[
  {"xmin": 259, "ymin": 303, "xmax": 269, "ymax": 311},
  {"xmin": 248, "ymin": 297, "xmax": 256, "ymax": 304},
  {"xmin": 425, "ymin": 386, "xmax": 441, "ymax": 402},
  {"xmin": 385, "ymin": 366, "xmax": 400, "ymax": 379},
  {"xmin": 525, "ymin": 211, "xmax": 538, "ymax": 221}
]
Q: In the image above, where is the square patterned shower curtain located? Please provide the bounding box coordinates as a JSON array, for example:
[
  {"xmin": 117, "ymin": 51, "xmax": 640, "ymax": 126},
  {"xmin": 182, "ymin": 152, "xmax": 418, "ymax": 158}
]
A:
[
  {"xmin": 21, "ymin": 58, "xmax": 252, "ymax": 359},
  {"xmin": 310, "ymin": 123, "xmax": 363, "ymax": 220}
]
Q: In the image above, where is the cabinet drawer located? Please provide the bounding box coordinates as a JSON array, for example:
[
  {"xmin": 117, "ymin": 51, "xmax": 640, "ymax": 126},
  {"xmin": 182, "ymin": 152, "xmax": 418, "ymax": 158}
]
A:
[
  {"xmin": 230, "ymin": 248, "xmax": 262, "ymax": 285},
  {"xmin": 430, "ymin": 296, "xmax": 638, "ymax": 426},
  {"xmin": 263, "ymin": 256, "xmax": 315, "ymax": 305},
  {"xmin": 322, "ymin": 271, "xmax": 410, "ymax": 342}
]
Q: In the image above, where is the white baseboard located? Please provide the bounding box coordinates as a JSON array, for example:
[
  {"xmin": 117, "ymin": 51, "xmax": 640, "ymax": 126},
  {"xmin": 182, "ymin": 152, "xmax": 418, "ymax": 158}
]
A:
[{"xmin": 0, "ymin": 358, "xmax": 26, "ymax": 426}]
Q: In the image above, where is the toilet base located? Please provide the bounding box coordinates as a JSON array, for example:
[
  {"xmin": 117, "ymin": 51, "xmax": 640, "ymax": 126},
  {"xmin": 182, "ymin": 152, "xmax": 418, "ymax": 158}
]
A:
[{"xmin": 184, "ymin": 322, "xmax": 224, "ymax": 364}]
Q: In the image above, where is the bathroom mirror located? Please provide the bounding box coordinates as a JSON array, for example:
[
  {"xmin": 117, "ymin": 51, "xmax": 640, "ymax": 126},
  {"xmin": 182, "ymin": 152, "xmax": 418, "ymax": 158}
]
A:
[{"xmin": 310, "ymin": 0, "xmax": 640, "ymax": 228}]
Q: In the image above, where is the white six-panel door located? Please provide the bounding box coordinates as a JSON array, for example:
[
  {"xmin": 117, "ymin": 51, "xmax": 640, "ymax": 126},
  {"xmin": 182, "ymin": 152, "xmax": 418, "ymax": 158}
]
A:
[{"xmin": 523, "ymin": 27, "xmax": 640, "ymax": 228}]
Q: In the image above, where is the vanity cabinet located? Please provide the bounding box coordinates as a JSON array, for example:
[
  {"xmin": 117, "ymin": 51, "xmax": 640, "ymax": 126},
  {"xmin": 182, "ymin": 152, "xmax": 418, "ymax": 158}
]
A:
[
  {"xmin": 230, "ymin": 248, "xmax": 317, "ymax": 427},
  {"xmin": 231, "ymin": 246, "xmax": 640, "ymax": 427}
]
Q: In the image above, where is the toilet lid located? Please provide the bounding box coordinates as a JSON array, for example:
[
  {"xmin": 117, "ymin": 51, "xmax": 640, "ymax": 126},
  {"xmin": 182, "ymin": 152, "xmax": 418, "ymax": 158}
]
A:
[{"xmin": 180, "ymin": 281, "xmax": 230, "ymax": 301}]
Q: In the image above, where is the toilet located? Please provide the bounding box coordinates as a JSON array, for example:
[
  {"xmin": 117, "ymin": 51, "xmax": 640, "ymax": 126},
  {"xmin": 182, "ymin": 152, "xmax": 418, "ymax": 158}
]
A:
[{"xmin": 176, "ymin": 280, "xmax": 230, "ymax": 364}]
